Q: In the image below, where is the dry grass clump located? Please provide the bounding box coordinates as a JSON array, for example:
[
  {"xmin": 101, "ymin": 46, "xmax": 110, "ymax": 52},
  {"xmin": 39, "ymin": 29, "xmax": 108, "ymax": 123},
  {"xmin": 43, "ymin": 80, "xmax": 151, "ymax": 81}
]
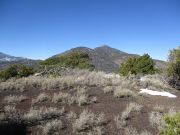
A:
[
  {"xmin": 124, "ymin": 126, "xmax": 152, "ymax": 135},
  {"xmin": 72, "ymin": 70, "xmax": 113, "ymax": 86},
  {"xmin": 149, "ymin": 111, "xmax": 166, "ymax": 130},
  {"xmin": 67, "ymin": 111, "xmax": 77, "ymax": 120},
  {"xmin": 23, "ymin": 107, "xmax": 65, "ymax": 123},
  {"xmin": 153, "ymin": 105, "xmax": 165, "ymax": 113},
  {"xmin": 168, "ymin": 107, "xmax": 177, "ymax": 116},
  {"xmin": 114, "ymin": 115, "xmax": 124, "ymax": 129},
  {"xmin": 149, "ymin": 108, "xmax": 179, "ymax": 131},
  {"xmin": 75, "ymin": 88, "xmax": 97, "ymax": 106},
  {"xmin": 114, "ymin": 87, "xmax": 136, "ymax": 98},
  {"xmin": 0, "ymin": 69, "xmax": 134, "ymax": 92},
  {"xmin": 140, "ymin": 74, "xmax": 171, "ymax": 91},
  {"xmin": 0, "ymin": 78, "xmax": 25, "ymax": 92},
  {"xmin": 3, "ymin": 105, "xmax": 22, "ymax": 123},
  {"xmin": 4, "ymin": 105, "xmax": 17, "ymax": 113},
  {"xmin": 91, "ymin": 96, "xmax": 98, "ymax": 103},
  {"xmin": 32, "ymin": 93, "xmax": 49, "ymax": 105},
  {"xmin": 114, "ymin": 103, "xmax": 143, "ymax": 129},
  {"xmin": 140, "ymin": 131, "xmax": 152, "ymax": 135},
  {"xmin": 103, "ymin": 86, "xmax": 115, "ymax": 93},
  {"xmin": 87, "ymin": 126, "xmax": 105, "ymax": 135},
  {"xmin": 52, "ymin": 92, "xmax": 70, "ymax": 103},
  {"xmin": 0, "ymin": 76, "xmax": 64, "ymax": 92},
  {"xmin": 42, "ymin": 119, "xmax": 63, "ymax": 135},
  {"xmin": 121, "ymin": 102, "xmax": 142, "ymax": 120},
  {"xmin": 124, "ymin": 126, "xmax": 138, "ymax": 135},
  {"xmin": 4, "ymin": 95, "xmax": 26, "ymax": 104},
  {"xmin": 76, "ymin": 89, "xmax": 89, "ymax": 106},
  {"xmin": 73, "ymin": 109, "xmax": 106, "ymax": 133},
  {"xmin": 52, "ymin": 88, "xmax": 96, "ymax": 106},
  {"xmin": 40, "ymin": 77, "xmax": 67, "ymax": 90},
  {"xmin": 76, "ymin": 94, "xmax": 89, "ymax": 106}
]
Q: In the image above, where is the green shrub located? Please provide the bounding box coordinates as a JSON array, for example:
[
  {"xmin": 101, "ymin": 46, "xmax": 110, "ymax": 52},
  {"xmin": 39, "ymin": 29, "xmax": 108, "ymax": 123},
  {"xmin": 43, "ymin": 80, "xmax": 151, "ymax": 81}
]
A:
[
  {"xmin": 135, "ymin": 54, "xmax": 157, "ymax": 74},
  {"xmin": 119, "ymin": 57, "xmax": 137, "ymax": 76},
  {"xmin": 0, "ymin": 64, "xmax": 34, "ymax": 80},
  {"xmin": 167, "ymin": 46, "xmax": 180, "ymax": 89},
  {"xmin": 161, "ymin": 113, "xmax": 180, "ymax": 135},
  {"xmin": 119, "ymin": 54, "xmax": 157, "ymax": 76},
  {"xmin": 41, "ymin": 52, "xmax": 94, "ymax": 70}
]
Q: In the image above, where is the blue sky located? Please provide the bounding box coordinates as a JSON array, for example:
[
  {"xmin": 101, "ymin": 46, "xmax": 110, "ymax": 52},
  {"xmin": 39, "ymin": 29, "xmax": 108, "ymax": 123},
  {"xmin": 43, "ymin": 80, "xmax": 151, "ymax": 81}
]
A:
[{"xmin": 0, "ymin": 0, "xmax": 179, "ymax": 60}]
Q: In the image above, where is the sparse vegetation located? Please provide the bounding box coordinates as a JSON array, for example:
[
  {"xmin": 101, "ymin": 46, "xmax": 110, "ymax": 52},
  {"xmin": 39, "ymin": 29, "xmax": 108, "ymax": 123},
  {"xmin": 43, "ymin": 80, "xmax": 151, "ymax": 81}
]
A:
[
  {"xmin": 0, "ymin": 70, "xmax": 122, "ymax": 91},
  {"xmin": 114, "ymin": 87, "xmax": 136, "ymax": 98},
  {"xmin": 52, "ymin": 92, "xmax": 70, "ymax": 103},
  {"xmin": 67, "ymin": 111, "xmax": 77, "ymax": 120},
  {"xmin": 121, "ymin": 102, "xmax": 142, "ymax": 120},
  {"xmin": 103, "ymin": 86, "xmax": 115, "ymax": 93},
  {"xmin": 4, "ymin": 95, "xmax": 26, "ymax": 104},
  {"xmin": 3, "ymin": 105, "xmax": 22, "ymax": 123},
  {"xmin": 76, "ymin": 89, "xmax": 89, "ymax": 106},
  {"xmin": 140, "ymin": 74, "xmax": 171, "ymax": 90},
  {"xmin": 153, "ymin": 105, "xmax": 165, "ymax": 113},
  {"xmin": 114, "ymin": 114, "xmax": 124, "ymax": 129},
  {"xmin": 23, "ymin": 107, "xmax": 65, "ymax": 123},
  {"xmin": 124, "ymin": 126, "xmax": 152, "ymax": 135},
  {"xmin": 52, "ymin": 89, "xmax": 94, "ymax": 106},
  {"xmin": 124, "ymin": 126, "xmax": 139, "ymax": 135},
  {"xmin": 73, "ymin": 109, "xmax": 106, "ymax": 133},
  {"xmin": 114, "ymin": 103, "xmax": 143, "ymax": 129},
  {"xmin": 42, "ymin": 119, "xmax": 63, "ymax": 135},
  {"xmin": 149, "ymin": 111, "xmax": 166, "ymax": 130},
  {"xmin": 0, "ymin": 65, "xmax": 179, "ymax": 135},
  {"xmin": 32, "ymin": 93, "xmax": 49, "ymax": 105}
]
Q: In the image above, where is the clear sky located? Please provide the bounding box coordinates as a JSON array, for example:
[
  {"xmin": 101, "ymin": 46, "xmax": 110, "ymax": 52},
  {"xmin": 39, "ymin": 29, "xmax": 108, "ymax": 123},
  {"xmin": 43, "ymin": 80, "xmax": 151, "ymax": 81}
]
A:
[{"xmin": 0, "ymin": 0, "xmax": 179, "ymax": 60}]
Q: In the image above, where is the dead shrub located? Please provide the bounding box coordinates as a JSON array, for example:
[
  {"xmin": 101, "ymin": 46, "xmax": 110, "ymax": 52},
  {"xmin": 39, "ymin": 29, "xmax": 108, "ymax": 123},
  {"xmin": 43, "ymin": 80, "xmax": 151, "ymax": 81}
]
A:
[
  {"xmin": 42, "ymin": 119, "xmax": 63, "ymax": 135},
  {"xmin": 103, "ymin": 86, "xmax": 115, "ymax": 93},
  {"xmin": 4, "ymin": 95, "xmax": 26, "ymax": 104},
  {"xmin": 23, "ymin": 107, "xmax": 65, "ymax": 123},
  {"xmin": 114, "ymin": 103, "xmax": 143, "ymax": 128},
  {"xmin": 114, "ymin": 87, "xmax": 136, "ymax": 98},
  {"xmin": 73, "ymin": 109, "xmax": 106, "ymax": 133},
  {"xmin": 149, "ymin": 111, "xmax": 166, "ymax": 130},
  {"xmin": 32, "ymin": 93, "xmax": 49, "ymax": 105},
  {"xmin": 124, "ymin": 126, "xmax": 152, "ymax": 135}
]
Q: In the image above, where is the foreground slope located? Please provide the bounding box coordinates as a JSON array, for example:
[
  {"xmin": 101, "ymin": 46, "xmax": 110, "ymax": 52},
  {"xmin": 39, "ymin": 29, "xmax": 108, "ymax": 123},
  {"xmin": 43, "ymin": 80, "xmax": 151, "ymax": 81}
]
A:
[{"xmin": 0, "ymin": 70, "xmax": 179, "ymax": 135}]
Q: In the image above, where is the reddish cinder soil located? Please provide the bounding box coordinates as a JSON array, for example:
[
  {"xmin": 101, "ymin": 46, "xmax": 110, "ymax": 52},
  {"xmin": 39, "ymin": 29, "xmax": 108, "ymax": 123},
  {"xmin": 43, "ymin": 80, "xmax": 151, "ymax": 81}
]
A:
[{"xmin": 0, "ymin": 85, "xmax": 179, "ymax": 135}]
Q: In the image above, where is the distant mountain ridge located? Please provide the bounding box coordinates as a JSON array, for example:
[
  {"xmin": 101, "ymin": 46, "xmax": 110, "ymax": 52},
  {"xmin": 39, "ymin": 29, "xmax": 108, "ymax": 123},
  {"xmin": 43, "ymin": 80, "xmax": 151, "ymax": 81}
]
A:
[
  {"xmin": 0, "ymin": 52, "xmax": 40, "ymax": 70},
  {"xmin": 0, "ymin": 45, "xmax": 167, "ymax": 72},
  {"xmin": 53, "ymin": 45, "xmax": 167, "ymax": 72},
  {"xmin": 0, "ymin": 52, "xmax": 24, "ymax": 62}
]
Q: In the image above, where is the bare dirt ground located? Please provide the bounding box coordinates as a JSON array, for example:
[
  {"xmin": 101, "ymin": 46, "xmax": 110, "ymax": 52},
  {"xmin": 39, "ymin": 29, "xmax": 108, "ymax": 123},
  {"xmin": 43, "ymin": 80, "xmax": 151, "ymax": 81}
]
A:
[{"xmin": 0, "ymin": 83, "xmax": 179, "ymax": 135}]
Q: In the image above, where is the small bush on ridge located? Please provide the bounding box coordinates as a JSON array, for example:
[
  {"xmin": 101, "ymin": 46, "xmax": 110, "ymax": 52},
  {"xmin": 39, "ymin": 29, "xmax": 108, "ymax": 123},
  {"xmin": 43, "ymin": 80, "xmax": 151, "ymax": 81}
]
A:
[
  {"xmin": 120, "ymin": 54, "xmax": 159, "ymax": 76},
  {"xmin": 0, "ymin": 64, "xmax": 34, "ymax": 81}
]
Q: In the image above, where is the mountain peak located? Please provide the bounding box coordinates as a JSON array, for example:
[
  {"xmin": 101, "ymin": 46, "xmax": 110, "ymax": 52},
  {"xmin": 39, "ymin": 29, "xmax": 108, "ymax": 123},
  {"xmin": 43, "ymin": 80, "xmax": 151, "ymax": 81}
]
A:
[
  {"xmin": 70, "ymin": 46, "xmax": 93, "ymax": 51},
  {"xmin": 95, "ymin": 45, "xmax": 128, "ymax": 55},
  {"xmin": 99, "ymin": 45, "xmax": 111, "ymax": 48}
]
